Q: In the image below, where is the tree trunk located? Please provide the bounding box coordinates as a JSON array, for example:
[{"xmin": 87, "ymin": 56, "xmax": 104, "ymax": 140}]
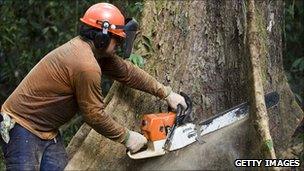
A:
[
  {"xmin": 247, "ymin": 0, "xmax": 277, "ymax": 160},
  {"xmin": 65, "ymin": 0, "xmax": 303, "ymax": 170}
]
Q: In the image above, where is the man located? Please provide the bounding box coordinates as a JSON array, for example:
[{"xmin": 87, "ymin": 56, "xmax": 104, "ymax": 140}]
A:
[{"xmin": 0, "ymin": 3, "xmax": 186, "ymax": 170}]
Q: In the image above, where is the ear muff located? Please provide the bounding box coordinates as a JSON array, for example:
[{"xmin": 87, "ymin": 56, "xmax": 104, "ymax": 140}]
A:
[
  {"xmin": 93, "ymin": 21, "xmax": 111, "ymax": 49},
  {"xmin": 94, "ymin": 31, "xmax": 110, "ymax": 49},
  {"xmin": 80, "ymin": 25, "xmax": 107, "ymax": 49}
]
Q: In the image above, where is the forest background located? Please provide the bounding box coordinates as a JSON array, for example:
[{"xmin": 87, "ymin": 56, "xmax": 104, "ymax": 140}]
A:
[{"xmin": 0, "ymin": 0, "xmax": 303, "ymax": 168}]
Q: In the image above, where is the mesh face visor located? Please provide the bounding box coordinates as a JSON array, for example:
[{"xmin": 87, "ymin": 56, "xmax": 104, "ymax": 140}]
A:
[{"xmin": 122, "ymin": 18, "xmax": 139, "ymax": 58}]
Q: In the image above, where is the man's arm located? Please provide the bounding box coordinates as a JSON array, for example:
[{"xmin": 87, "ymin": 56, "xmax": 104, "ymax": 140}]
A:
[
  {"xmin": 73, "ymin": 70, "xmax": 127, "ymax": 143},
  {"xmin": 99, "ymin": 55, "xmax": 171, "ymax": 99}
]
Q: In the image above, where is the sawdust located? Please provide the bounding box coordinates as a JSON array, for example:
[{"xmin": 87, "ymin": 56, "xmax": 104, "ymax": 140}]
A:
[{"xmin": 132, "ymin": 119, "xmax": 250, "ymax": 170}]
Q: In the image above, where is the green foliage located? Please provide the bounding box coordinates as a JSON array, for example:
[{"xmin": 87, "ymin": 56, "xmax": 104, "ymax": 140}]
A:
[
  {"xmin": 284, "ymin": 0, "xmax": 304, "ymax": 108},
  {"xmin": 128, "ymin": 53, "xmax": 145, "ymax": 68},
  {"xmin": 123, "ymin": 2, "xmax": 144, "ymax": 20},
  {"xmin": 264, "ymin": 139, "xmax": 274, "ymax": 150},
  {"xmin": 291, "ymin": 57, "xmax": 304, "ymax": 73}
]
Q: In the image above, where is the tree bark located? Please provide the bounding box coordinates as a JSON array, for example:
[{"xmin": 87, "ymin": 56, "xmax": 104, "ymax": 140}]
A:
[
  {"xmin": 65, "ymin": 0, "xmax": 303, "ymax": 170},
  {"xmin": 247, "ymin": 0, "xmax": 277, "ymax": 160}
]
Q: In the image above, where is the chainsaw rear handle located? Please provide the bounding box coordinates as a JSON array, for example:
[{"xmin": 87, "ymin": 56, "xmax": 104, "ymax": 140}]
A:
[{"xmin": 176, "ymin": 92, "xmax": 193, "ymax": 125}]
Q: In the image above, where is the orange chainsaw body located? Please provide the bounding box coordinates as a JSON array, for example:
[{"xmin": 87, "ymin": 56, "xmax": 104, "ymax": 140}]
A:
[{"xmin": 141, "ymin": 112, "xmax": 176, "ymax": 141}]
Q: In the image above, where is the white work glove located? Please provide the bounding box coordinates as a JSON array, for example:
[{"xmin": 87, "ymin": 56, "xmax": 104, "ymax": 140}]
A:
[
  {"xmin": 0, "ymin": 113, "xmax": 15, "ymax": 143},
  {"xmin": 165, "ymin": 91, "xmax": 187, "ymax": 110},
  {"xmin": 125, "ymin": 130, "xmax": 147, "ymax": 153}
]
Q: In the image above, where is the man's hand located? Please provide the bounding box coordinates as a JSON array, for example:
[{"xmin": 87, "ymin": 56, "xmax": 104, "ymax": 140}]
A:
[
  {"xmin": 125, "ymin": 130, "xmax": 147, "ymax": 153},
  {"xmin": 165, "ymin": 91, "xmax": 187, "ymax": 110}
]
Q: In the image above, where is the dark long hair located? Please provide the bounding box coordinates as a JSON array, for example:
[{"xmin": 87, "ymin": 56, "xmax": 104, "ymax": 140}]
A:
[
  {"xmin": 79, "ymin": 24, "xmax": 124, "ymax": 45},
  {"xmin": 79, "ymin": 24, "xmax": 99, "ymax": 41}
]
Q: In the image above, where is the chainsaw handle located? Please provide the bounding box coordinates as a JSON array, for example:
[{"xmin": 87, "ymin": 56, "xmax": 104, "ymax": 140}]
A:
[
  {"xmin": 176, "ymin": 92, "xmax": 194, "ymax": 125},
  {"xmin": 126, "ymin": 144, "xmax": 148, "ymax": 155},
  {"xmin": 166, "ymin": 92, "xmax": 193, "ymax": 125},
  {"xmin": 176, "ymin": 104, "xmax": 184, "ymax": 117},
  {"xmin": 181, "ymin": 92, "xmax": 193, "ymax": 116}
]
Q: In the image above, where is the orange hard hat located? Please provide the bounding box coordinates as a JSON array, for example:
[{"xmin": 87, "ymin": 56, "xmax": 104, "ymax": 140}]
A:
[{"xmin": 80, "ymin": 3, "xmax": 126, "ymax": 38}]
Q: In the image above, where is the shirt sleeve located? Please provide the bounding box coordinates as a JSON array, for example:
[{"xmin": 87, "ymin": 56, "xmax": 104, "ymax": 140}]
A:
[
  {"xmin": 73, "ymin": 70, "xmax": 127, "ymax": 143},
  {"xmin": 99, "ymin": 55, "xmax": 171, "ymax": 99}
]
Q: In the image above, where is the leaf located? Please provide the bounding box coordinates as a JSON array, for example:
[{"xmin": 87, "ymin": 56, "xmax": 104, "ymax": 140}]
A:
[
  {"xmin": 128, "ymin": 53, "xmax": 145, "ymax": 68},
  {"xmin": 29, "ymin": 0, "xmax": 34, "ymax": 5},
  {"xmin": 2, "ymin": 35, "xmax": 15, "ymax": 45},
  {"xmin": 264, "ymin": 139, "xmax": 274, "ymax": 150},
  {"xmin": 292, "ymin": 57, "xmax": 304, "ymax": 68},
  {"xmin": 30, "ymin": 21, "xmax": 41, "ymax": 30},
  {"xmin": 135, "ymin": 2, "xmax": 144, "ymax": 12},
  {"xmin": 19, "ymin": 18, "xmax": 27, "ymax": 25},
  {"xmin": 42, "ymin": 27, "xmax": 49, "ymax": 34},
  {"xmin": 51, "ymin": 26, "xmax": 58, "ymax": 33}
]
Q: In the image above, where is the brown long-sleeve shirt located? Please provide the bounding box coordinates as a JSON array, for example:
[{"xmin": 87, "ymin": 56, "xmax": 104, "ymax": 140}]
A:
[{"xmin": 1, "ymin": 36, "xmax": 169, "ymax": 142}]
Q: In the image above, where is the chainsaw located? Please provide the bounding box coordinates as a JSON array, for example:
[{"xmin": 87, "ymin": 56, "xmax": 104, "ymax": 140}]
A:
[{"xmin": 127, "ymin": 91, "xmax": 279, "ymax": 159}]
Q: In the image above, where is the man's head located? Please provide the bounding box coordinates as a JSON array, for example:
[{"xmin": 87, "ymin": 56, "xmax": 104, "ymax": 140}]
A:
[
  {"xmin": 79, "ymin": 24, "xmax": 124, "ymax": 57},
  {"xmin": 79, "ymin": 3, "xmax": 137, "ymax": 58}
]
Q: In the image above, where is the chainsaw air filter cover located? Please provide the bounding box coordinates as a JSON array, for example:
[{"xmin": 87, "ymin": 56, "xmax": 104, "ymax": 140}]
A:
[{"xmin": 141, "ymin": 112, "xmax": 176, "ymax": 141}]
